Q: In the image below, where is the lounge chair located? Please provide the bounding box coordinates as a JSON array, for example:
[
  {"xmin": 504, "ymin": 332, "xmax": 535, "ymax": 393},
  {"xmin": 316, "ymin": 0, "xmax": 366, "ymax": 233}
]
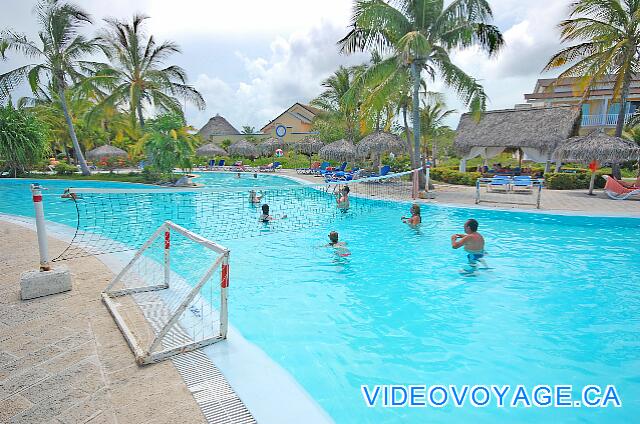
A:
[
  {"xmin": 367, "ymin": 165, "xmax": 391, "ymax": 179},
  {"xmin": 208, "ymin": 159, "xmax": 216, "ymax": 170},
  {"xmin": 603, "ymin": 175, "xmax": 640, "ymax": 200},
  {"xmin": 297, "ymin": 161, "xmax": 321, "ymax": 174},
  {"xmin": 259, "ymin": 161, "xmax": 281, "ymax": 172},
  {"xmin": 487, "ymin": 175, "xmax": 510, "ymax": 192},
  {"xmin": 321, "ymin": 162, "xmax": 348, "ymax": 177},
  {"xmin": 512, "ymin": 175, "xmax": 533, "ymax": 192},
  {"xmin": 325, "ymin": 169, "xmax": 362, "ymax": 183},
  {"xmin": 312, "ymin": 162, "xmax": 330, "ymax": 176}
]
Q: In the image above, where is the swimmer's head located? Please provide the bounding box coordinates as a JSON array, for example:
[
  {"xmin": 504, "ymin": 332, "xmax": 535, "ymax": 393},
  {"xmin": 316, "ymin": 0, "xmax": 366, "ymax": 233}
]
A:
[
  {"xmin": 464, "ymin": 219, "xmax": 478, "ymax": 233},
  {"xmin": 411, "ymin": 203, "xmax": 421, "ymax": 216},
  {"xmin": 328, "ymin": 231, "xmax": 339, "ymax": 244},
  {"xmin": 249, "ymin": 190, "xmax": 256, "ymax": 195},
  {"xmin": 342, "ymin": 186, "xmax": 350, "ymax": 194},
  {"xmin": 262, "ymin": 204, "xmax": 269, "ymax": 215}
]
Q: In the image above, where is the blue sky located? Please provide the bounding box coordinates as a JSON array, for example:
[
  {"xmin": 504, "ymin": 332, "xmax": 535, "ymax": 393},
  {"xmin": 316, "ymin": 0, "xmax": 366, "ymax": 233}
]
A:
[{"xmin": 0, "ymin": 0, "xmax": 572, "ymax": 131}]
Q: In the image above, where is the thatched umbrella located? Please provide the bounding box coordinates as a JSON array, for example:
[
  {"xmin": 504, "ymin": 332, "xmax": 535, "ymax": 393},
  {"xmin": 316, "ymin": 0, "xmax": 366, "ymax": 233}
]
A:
[
  {"xmin": 357, "ymin": 131, "xmax": 406, "ymax": 169},
  {"xmin": 318, "ymin": 139, "xmax": 356, "ymax": 162},
  {"xmin": 259, "ymin": 137, "xmax": 288, "ymax": 157},
  {"xmin": 195, "ymin": 143, "xmax": 227, "ymax": 157},
  {"xmin": 553, "ymin": 129, "xmax": 640, "ymax": 195},
  {"xmin": 295, "ymin": 136, "xmax": 324, "ymax": 165},
  {"xmin": 228, "ymin": 139, "xmax": 259, "ymax": 159},
  {"xmin": 86, "ymin": 144, "xmax": 128, "ymax": 160}
]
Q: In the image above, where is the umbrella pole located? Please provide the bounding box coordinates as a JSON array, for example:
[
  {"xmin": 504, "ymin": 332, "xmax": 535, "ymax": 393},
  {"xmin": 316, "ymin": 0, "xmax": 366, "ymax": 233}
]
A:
[{"xmin": 588, "ymin": 171, "xmax": 596, "ymax": 196}]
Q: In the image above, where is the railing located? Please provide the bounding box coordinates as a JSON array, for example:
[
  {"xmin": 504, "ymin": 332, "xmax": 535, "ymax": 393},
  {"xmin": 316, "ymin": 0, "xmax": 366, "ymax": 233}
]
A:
[{"xmin": 582, "ymin": 113, "xmax": 634, "ymax": 126}]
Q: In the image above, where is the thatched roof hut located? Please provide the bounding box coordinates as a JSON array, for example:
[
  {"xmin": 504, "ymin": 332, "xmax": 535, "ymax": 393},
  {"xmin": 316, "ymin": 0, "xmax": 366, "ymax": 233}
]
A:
[
  {"xmin": 318, "ymin": 139, "xmax": 356, "ymax": 162},
  {"xmin": 197, "ymin": 114, "xmax": 240, "ymax": 141},
  {"xmin": 454, "ymin": 106, "xmax": 581, "ymax": 170},
  {"xmin": 259, "ymin": 137, "xmax": 288, "ymax": 156},
  {"xmin": 294, "ymin": 136, "xmax": 324, "ymax": 156},
  {"xmin": 86, "ymin": 145, "xmax": 128, "ymax": 160},
  {"xmin": 195, "ymin": 143, "xmax": 227, "ymax": 157},
  {"xmin": 554, "ymin": 129, "xmax": 640, "ymax": 162},
  {"xmin": 356, "ymin": 131, "xmax": 407, "ymax": 158},
  {"xmin": 228, "ymin": 139, "xmax": 259, "ymax": 159}
]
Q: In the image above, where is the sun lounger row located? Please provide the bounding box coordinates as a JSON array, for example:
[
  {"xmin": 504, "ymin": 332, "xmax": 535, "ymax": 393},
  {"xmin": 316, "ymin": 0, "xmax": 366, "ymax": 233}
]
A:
[
  {"xmin": 197, "ymin": 160, "xmax": 281, "ymax": 172},
  {"xmin": 479, "ymin": 175, "xmax": 543, "ymax": 192}
]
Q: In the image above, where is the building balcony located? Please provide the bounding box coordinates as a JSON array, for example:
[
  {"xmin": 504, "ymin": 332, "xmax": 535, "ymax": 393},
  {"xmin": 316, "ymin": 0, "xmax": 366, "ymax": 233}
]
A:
[{"xmin": 581, "ymin": 113, "xmax": 635, "ymax": 127}]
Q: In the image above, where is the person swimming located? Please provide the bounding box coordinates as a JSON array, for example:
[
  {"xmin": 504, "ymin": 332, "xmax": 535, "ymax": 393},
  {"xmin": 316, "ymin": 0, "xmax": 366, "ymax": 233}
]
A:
[
  {"xmin": 401, "ymin": 203, "xmax": 422, "ymax": 226},
  {"xmin": 61, "ymin": 188, "xmax": 77, "ymax": 200},
  {"xmin": 325, "ymin": 231, "xmax": 351, "ymax": 256},
  {"xmin": 451, "ymin": 219, "xmax": 486, "ymax": 271},
  {"xmin": 236, "ymin": 172, "xmax": 241, "ymax": 178},
  {"xmin": 259, "ymin": 204, "xmax": 287, "ymax": 222},
  {"xmin": 249, "ymin": 190, "xmax": 263, "ymax": 204},
  {"xmin": 336, "ymin": 186, "xmax": 350, "ymax": 211}
]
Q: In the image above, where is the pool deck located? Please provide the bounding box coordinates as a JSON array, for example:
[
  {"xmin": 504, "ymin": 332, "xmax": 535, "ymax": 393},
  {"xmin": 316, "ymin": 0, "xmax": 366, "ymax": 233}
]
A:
[
  {"xmin": 0, "ymin": 221, "xmax": 207, "ymax": 424},
  {"xmin": 280, "ymin": 169, "xmax": 640, "ymax": 217}
]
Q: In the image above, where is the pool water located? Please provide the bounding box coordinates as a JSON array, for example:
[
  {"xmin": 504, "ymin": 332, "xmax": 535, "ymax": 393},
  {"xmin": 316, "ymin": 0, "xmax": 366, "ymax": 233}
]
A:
[{"xmin": 1, "ymin": 175, "xmax": 639, "ymax": 423}]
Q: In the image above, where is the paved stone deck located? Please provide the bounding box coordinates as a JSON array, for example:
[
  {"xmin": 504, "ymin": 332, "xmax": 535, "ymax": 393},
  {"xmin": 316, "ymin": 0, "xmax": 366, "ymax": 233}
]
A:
[
  {"xmin": 280, "ymin": 169, "xmax": 640, "ymax": 217},
  {"xmin": 0, "ymin": 222, "xmax": 206, "ymax": 424}
]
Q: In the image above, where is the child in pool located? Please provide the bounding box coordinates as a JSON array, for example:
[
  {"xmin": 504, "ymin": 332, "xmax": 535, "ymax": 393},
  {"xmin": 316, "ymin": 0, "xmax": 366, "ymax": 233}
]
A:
[
  {"xmin": 325, "ymin": 231, "xmax": 351, "ymax": 256},
  {"xmin": 249, "ymin": 190, "xmax": 263, "ymax": 204},
  {"xmin": 259, "ymin": 204, "xmax": 287, "ymax": 222},
  {"xmin": 336, "ymin": 186, "xmax": 350, "ymax": 210},
  {"xmin": 451, "ymin": 219, "xmax": 486, "ymax": 272}
]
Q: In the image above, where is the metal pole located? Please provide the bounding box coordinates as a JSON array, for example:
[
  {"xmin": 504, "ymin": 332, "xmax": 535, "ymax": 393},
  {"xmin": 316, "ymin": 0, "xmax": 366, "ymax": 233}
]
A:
[
  {"xmin": 536, "ymin": 183, "xmax": 542, "ymax": 209},
  {"xmin": 475, "ymin": 179, "xmax": 480, "ymax": 204},
  {"xmin": 220, "ymin": 254, "xmax": 229, "ymax": 339},
  {"xmin": 425, "ymin": 165, "xmax": 430, "ymax": 193},
  {"xmin": 31, "ymin": 184, "xmax": 50, "ymax": 271},
  {"xmin": 164, "ymin": 228, "xmax": 171, "ymax": 287}
]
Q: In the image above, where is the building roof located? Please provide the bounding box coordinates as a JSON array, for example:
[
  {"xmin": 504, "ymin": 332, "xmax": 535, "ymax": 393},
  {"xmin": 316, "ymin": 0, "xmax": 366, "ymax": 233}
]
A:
[
  {"xmin": 260, "ymin": 103, "xmax": 325, "ymax": 132},
  {"xmin": 197, "ymin": 114, "xmax": 240, "ymax": 138},
  {"xmin": 454, "ymin": 106, "xmax": 581, "ymax": 155},
  {"xmin": 525, "ymin": 75, "xmax": 640, "ymax": 101},
  {"xmin": 554, "ymin": 129, "xmax": 640, "ymax": 162}
]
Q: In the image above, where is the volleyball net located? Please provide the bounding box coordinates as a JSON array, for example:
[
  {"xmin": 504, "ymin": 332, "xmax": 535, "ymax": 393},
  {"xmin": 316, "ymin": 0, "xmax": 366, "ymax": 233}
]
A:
[{"xmin": 52, "ymin": 168, "xmax": 421, "ymax": 262}]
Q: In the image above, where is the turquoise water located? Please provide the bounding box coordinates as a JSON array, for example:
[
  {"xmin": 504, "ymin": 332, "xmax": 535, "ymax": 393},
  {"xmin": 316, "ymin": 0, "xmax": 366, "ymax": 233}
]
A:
[{"xmin": 1, "ymin": 175, "xmax": 639, "ymax": 423}]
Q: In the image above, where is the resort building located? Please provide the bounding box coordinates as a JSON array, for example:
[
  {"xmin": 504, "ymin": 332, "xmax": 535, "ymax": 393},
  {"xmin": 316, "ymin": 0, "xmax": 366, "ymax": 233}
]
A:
[
  {"xmin": 260, "ymin": 102, "xmax": 323, "ymax": 143},
  {"xmin": 524, "ymin": 76, "xmax": 640, "ymax": 131}
]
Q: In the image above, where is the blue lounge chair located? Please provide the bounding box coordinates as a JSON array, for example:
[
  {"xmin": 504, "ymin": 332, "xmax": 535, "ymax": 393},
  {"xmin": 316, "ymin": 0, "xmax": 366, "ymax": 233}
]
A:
[
  {"xmin": 368, "ymin": 165, "xmax": 391, "ymax": 179},
  {"xmin": 488, "ymin": 175, "xmax": 510, "ymax": 192},
  {"xmin": 512, "ymin": 175, "xmax": 533, "ymax": 192},
  {"xmin": 312, "ymin": 162, "xmax": 330, "ymax": 176},
  {"xmin": 321, "ymin": 161, "xmax": 347, "ymax": 177},
  {"xmin": 208, "ymin": 159, "xmax": 216, "ymax": 169}
]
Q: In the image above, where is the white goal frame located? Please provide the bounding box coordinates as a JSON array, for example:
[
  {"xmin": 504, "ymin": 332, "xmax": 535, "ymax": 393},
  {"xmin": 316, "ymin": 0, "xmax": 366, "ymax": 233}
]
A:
[{"xmin": 102, "ymin": 220, "xmax": 229, "ymax": 365}]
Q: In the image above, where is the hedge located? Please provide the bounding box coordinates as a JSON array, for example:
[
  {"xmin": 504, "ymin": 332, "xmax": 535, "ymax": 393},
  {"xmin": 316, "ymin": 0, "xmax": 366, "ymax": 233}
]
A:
[
  {"xmin": 544, "ymin": 172, "xmax": 607, "ymax": 190},
  {"xmin": 430, "ymin": 168, "xmax": 482, "ymax": 186}
]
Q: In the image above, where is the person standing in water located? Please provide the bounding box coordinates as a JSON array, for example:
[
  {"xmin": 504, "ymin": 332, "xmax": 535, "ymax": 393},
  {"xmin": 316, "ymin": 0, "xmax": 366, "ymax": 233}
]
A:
[
  {"xmin": 336, "ymin": 186, "xmax": 350, "ymax": 211},
  {"xmin": 451, "ymin": 219, "xmax": 485, "ymax": 271},
  {"xmin": 325, "ymin": 231, "xmax": 350, "ymax": 257},
  {"xmin": 259, "ymin": 204, "xmax": 287, "ymax": 222},
  {"xmin": 401, "ymin": 204, "xmax": 422, "ymax": 227},
  {"xmin": 248, "ymin": 190, "xmax": 263, "ymax": 204}
]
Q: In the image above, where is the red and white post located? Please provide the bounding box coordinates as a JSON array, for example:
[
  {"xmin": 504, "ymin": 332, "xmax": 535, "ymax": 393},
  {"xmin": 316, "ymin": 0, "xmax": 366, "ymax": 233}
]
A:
[
  {"xmin": 220, "ymin": 254, "xmax": 229, "ymax": 338},
  {"xmin": 31, "ymin": 184, "xmax": 50, "ymax": 271},
  {"xmin": 164, "ymin": 227, "xmax": 171, "ymax": 287}
]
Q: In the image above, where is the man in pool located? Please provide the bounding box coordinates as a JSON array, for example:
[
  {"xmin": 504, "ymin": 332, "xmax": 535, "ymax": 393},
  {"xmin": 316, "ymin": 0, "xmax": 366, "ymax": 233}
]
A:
[
  {"xmin": 401, "ymin": 203, "xmax": 421, "ymax": 226},
  {"xmin": 259, "ymin": 204, "xmax": 287, "ymax": 222},
  {"xmin": 325, "ymin": 231, "xmax": 350, "ymax": 256},
  {"xmin": 249, "ymin": 190, "xmax": 263, "ymax": 204},
  {"xmin": 451, "ymin": 219, "xmax": 486, "ymax": 271}
]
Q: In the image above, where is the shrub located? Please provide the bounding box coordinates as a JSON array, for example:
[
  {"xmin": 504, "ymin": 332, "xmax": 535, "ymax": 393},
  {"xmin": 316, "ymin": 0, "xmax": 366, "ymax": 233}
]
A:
[
  {"xmin": 430, "ymin": 168, "xmax": 482, "ymax": 185},
  {"xmin": 544, "ymin": 172, "xmax": 606, "ymax": 190},
  {"xmin": 54, "ymin": 162, "xmax": 77, "ymax": 175},
  {"xmin": 0, "ymin": 102, "xmax": 49, "ymax": 176}
]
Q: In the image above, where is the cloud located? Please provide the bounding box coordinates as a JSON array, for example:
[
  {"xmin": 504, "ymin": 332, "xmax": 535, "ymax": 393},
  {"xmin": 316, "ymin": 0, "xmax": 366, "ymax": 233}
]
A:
[{"xmin": 190, "ymin": 20, "xmax": 368, "ymax": 130}]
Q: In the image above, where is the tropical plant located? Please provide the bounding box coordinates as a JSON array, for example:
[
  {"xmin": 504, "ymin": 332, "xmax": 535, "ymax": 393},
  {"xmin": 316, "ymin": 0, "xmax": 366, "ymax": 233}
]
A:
[
  {"xmin": 95, "ymin": 14, "xmax": 205, "ymax": 128},
  {"xmin": 0, "ymin": 0, "xmax": 103, "ymax": 175},
  {"xmin": 419, "ymin": 93, "xmax": 455, "ymax": 166},
  {"xmin": 137, "ymin": 113, "xmax": 197, "ymax": 174},
  {"xmin": 241, "ymin": 125, "xmax": 256, "ymax": 134},
  {"xmin": 543, "ymin": 0, "xmax": 640, "ymax": 178},
  {"xmin": 311, "ymin": 65, "xmax": 361, "ymax": 141},
  {"xmin": 339, "ymin": 0, "xmax": 503, "ymax": 185},
  {"xmin": 0, "ymin": 101, "xmax": 49, "ymax": 176}
]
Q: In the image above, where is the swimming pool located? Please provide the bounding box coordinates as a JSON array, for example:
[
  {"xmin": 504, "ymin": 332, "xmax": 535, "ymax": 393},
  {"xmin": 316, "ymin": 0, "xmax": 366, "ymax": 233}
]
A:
[{"xmin": 1, "ymin": 175, "xmax": 639, "ymax": 423}]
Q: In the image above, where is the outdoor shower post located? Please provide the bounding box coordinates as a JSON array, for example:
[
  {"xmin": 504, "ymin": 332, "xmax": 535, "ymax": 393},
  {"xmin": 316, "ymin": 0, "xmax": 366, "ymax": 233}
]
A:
[{"xmin": 31, "ymin": 184, "xmax": 50, "ymax": 271}]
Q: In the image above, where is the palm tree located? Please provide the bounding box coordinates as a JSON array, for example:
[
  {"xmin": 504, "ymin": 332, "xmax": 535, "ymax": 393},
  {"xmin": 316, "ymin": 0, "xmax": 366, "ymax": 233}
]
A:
[
  {"xmin": 0, "ymin": 0, "xmax": 102, "ymax": 175},
  {"xmin": 420, "ymin": 93, "xmax": 455, "ymax": 167},
  {"xmin": 96, "ymin": 14, "xmax": 205, "ymax": 128},
  {"xmin": 339, "ymin": 0, "xmax": 503, "ymax": 183},
  {"xmin": 311, "ymin": 66, "xmax": 360, "ymax": 141},
  {"xmin": 241, "ymin": 125, "xmax": 256, "ymax": 134},
  {"xmin": 544, "ymin": 0, "xmax": 640, "ymax": 178}
]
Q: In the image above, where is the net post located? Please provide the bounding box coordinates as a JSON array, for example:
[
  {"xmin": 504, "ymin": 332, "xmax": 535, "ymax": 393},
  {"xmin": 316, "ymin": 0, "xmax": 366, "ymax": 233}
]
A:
[
  {"xmin": 425, "ymin": 165, "xmax": 430, "ymax": 194},
  {"xmin": 220, "ymin": 253, "xmax": 229, "ymax": 339},
  {"xmin": 536, "ymin": 183, "xmax": 542, "ymax": 209},
  {"xmin": 164, "ymin": 227, "xmax": 171, "ymax": 287},
  {"xmin": 30, "ymin": 184, "xmax": 50, "ymax": 271},
  {"xmin": 475, "ymin": 179, "xmax": 480, "ymax": 204}
]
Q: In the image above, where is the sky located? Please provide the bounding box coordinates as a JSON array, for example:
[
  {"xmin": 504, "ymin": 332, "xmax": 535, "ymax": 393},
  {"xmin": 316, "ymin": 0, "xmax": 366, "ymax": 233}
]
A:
[{"xmin": 0, "ymin": 0, "xmax": 573, "ymax": 131}]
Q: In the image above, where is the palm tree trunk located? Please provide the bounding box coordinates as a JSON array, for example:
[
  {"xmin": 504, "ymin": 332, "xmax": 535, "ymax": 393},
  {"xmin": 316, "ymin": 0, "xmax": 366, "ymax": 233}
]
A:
[
  {"xmin": 58, "ymin": 87, "xmax": 91, "ymax": 176},
  {"xmin": 612, "ymin": 73, "xmax": 632, "ymax": 179},
  {"xmin": 410, "ymin": 61, "xmax": 425, "ymax": 189},
  {"xmin": 402, "ymin": 105, "xmax": 413, "ymax": 163},
  {"xmin": 137, "ymin": 102, "xmax": 145, "ymax": 128}
]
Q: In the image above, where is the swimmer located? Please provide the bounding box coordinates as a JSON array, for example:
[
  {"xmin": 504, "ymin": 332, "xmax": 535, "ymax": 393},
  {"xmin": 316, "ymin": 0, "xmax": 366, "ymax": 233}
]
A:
[
  {"xmin": 451, "ymin": 219, "xmax": 486, "ymax": 272},
  {"xmin": 325, "ymin": 231, "xmax": 351, "ymax": 256},
  {"xmin": 236, "ymin": 172, "xmax": 241, "ymax": 178},
  {"xmin": 401, "ymin": 203, "xmax": 421, "ymax": 226},
  {"xmin": 253, "ymin": 172, "xmax": 258, "ymax": 179},
  {"xmin": 249, "ymin": 190, "xmax": 263, "ymax": 204},
  {"xmin": 259, "ymin": 204, "xmax": 287, "ymax": 222},
  {"xmin": 61, "ymin": 188, "xmax": 77, "ymax": 200},
  {"xmin": 336, "ymin": 186, "xmax": 350, "ymax": 210}
]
